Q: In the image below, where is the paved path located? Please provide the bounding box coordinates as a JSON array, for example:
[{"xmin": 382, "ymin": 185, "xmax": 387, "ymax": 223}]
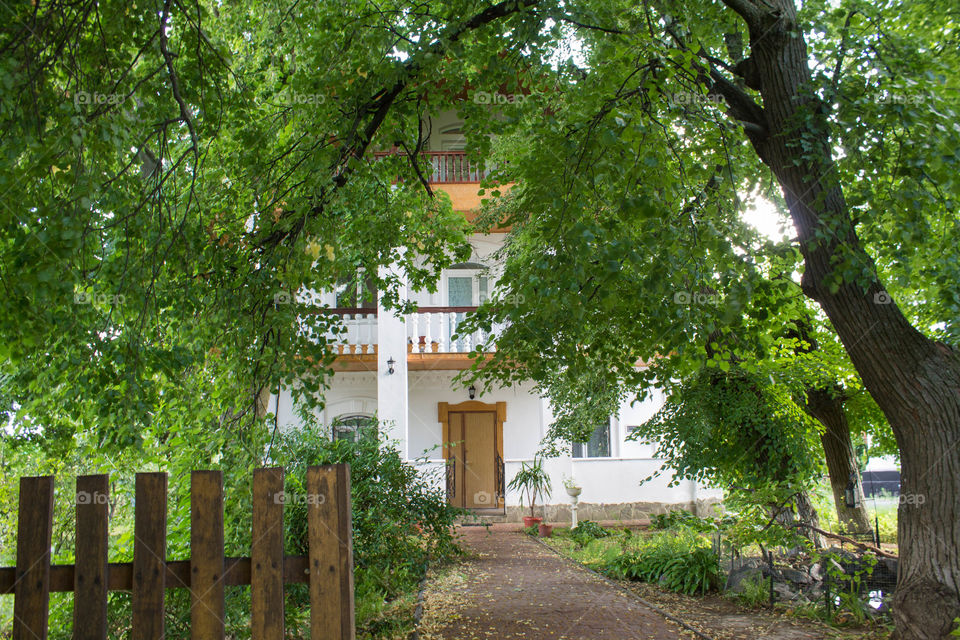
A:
[{"xmin": 418, "ymin": 526, "xmax": 692, "ymax": 639}]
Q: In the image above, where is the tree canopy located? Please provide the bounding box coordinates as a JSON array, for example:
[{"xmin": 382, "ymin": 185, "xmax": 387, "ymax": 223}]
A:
[{"xmin": 2, "ymin": 0, "xmax": 960, "ymax": 636}]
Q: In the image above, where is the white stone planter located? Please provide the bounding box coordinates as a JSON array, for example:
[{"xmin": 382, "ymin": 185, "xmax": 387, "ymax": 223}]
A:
[{"xmin": 566, "ymin": 486, "xmax": 582, "ymax": 498}]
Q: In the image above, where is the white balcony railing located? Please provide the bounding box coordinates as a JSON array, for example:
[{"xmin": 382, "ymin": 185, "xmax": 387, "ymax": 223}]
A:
[
  {"xmin": 372, "ymin": 151, "xmax": 491, "ymax": 183},
  {"xmin": 316, "ymin": 307, "xmax": 503, "ymax": 355},
  {"xmin": 407, "ymin": 307, "xmax": 499, "ymax": 354},
  {"xmin": 320, "ymin": 308, "xmax": 378, "ymax": 355}
]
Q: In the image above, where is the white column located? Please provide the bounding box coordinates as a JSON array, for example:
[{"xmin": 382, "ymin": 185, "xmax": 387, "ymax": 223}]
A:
[{"xmin": 377, "ymin": 262, "xmax": 409, "ymax": 460}]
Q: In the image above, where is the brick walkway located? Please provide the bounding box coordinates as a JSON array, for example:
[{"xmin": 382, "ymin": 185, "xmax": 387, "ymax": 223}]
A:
[{"xmin": 419, "ymin": 526, "xmax": 693, "ymax": 639}]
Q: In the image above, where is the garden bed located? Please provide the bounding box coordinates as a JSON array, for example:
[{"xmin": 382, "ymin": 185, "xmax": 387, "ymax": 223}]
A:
[{"xmin": 539, "ymin": 519, "xmax": 892, "ymax": 640}]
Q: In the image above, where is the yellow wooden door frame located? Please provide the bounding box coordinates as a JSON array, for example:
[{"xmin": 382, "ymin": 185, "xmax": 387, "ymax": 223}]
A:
[{"xmin": 438, "ymin": 401, "xmax": 505, "ymax": 508}]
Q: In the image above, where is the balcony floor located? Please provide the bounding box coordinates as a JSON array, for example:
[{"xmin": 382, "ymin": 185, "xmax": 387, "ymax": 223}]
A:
[{"xmin": 329, "ymin": 352, "xmax": 492, "ymax": 372}]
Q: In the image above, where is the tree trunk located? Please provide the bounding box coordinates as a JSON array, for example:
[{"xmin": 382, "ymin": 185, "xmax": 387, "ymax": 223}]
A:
[
  {"xmin": 772, "ymin": 490, "xmax": 825, "ymax": 549},
  {"xmin": 804, "ymin": 387, "xmax": 872, "ymax": 534},
  {"xmin": 723, "ymin": 0, "xmax": 960, "ymax": 636}
]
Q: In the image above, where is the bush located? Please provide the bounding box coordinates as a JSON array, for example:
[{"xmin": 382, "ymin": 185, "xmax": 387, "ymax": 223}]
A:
[
  {"xmin": 732, "ymin": 573, "xmax": 771, "ymax": 608},
  {"xmin": 603, "ymin": 532, "xmax": 721, "ymax": 595},
  {"xmin": 272, "ymin": 426, "xmax": 463, "ymax": 635},
  {"xmin": 650, "ymin": 509, "xmax": 731, "ymax": 533},
  {"xmin": 570, "ymin": 519, "xmax": 609, "ymax": 546}
]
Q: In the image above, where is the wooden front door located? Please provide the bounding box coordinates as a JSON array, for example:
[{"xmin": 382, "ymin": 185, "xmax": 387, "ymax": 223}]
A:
[{"xmin": 439, "ymin": 401, "xmax": 505, "ymax": 510}]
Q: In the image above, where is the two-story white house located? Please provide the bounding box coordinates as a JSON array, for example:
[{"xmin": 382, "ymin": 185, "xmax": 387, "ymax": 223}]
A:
[{"xmin": 272, "ymin": 111, "xmax": 720, "ymax": 522}]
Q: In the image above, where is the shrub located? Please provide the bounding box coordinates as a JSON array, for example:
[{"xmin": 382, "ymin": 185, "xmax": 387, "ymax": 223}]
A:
[
  {"xmin": 603, "ymin": 532, "xmax": 721, "ymax": 595},
  {"xmin": 650, "ymin": 510, "xmax": 732, "ymax": 533},
  {"xmin": 732, "ymin": 573, "xmax": 771, "ymax": 608},
  {"xmin": 573, "ymin": 519, "xmax": 609, "ymax": 538},
  {"xmin": 570, "ymin": 519, "xmax": 610, "ymax": 546},
  {"xmin": 272, "ymin": 426, "xmax": 462, "ymax": 634}
]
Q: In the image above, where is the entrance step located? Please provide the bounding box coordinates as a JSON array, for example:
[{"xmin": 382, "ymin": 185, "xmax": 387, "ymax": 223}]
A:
[{"xmin": 457, "ymin": 510, "xmax": 510, "ymax": 525}]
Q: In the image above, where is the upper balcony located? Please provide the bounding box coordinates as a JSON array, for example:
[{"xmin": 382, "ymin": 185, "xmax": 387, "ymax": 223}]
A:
[
  {"xmin": 320, "ymin": 307, "xmax": 500, "ymax": 352},
  {"xmin": 372, "ymin": 151, "xmax": 491, "ymax": 184},
  {"xmin": 314, "ymin": 307, "xmax": 504, "ymax": 371}
]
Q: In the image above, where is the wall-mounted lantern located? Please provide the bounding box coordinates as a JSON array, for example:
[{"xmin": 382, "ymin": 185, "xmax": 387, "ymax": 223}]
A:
[
  {"xmin": 387, "ymin": 357, "xmax": 396, "ymax": 375},
  {"xmin": 468, "ymin": 384, "xmax": 476, "ymax": 400}
]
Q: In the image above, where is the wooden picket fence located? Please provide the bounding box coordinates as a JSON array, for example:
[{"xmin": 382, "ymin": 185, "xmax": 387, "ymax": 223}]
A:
[{"xmin": 0, "ymin": 465, "xmax": 354, "ymax": 640}]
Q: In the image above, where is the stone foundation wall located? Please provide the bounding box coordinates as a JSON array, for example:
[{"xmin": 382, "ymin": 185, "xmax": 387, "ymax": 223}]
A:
[{"xmin": 503, "ymin": 498, "xmax": 722, "ymax": 523}]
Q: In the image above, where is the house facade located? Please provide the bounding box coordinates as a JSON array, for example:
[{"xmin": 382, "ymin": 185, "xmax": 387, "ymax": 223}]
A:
[{"xmin": 272, "ymin": 112, "xmax": 720, "ymax": 522}]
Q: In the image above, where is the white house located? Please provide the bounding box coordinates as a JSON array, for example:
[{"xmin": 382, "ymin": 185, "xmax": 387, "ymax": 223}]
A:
[{"xmin": 273, "ymin": 111, "xmax": 720, "ymax": 522}]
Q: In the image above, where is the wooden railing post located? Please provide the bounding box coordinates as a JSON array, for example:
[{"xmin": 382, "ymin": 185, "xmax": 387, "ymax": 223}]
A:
[
  {"xmin": 74, "ymin": 474, "xmax": 109, "ymax": 640},
  {"xmin": 251, "ymin": 467, "xmax": 285, "ymax": 640},
  {"xmin": 12, "ymin": 476, "xmax": 54, "ymax": 640},
  {"xmin": 132, "ymin": 472, "xmax": 167, "ymax": 640},
  {"xmin": 190, "ymin": 470, "xmax": 225, "ymax": 640},
  {"xmin": 307, "ymin": 464, "xmax": 355, "ymax": 640}
]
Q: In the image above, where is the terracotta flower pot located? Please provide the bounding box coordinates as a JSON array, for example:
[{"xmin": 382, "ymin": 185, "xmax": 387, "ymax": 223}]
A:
[
  {"xmin": 522, "ymin": 516, "xmax": 543, "ymax": 528},
  {"xmin": 538, "ymin": 523, "xmax": 553, "ymax": 538}
]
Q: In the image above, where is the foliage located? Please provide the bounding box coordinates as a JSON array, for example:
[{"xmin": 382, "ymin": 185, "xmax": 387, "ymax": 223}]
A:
[
  {"xmin": 506, "ymin": 456, "xmax": 552, "ymax": 519},
  {"xmin": 731, "ymin": 573, "xmax": 772, "ymax": 609},
  {"xmin": 0, "ymin": 0, "xmax": 558, "ymax": 452},
  {"xmin": 820, "ymin": 551, "xmax": 880, "ymax": 626},
  {"xmin": 650, "ymin": 510, "xmax": 732, "ymax": 533},
  {"xmin": 633, "ymin": 365, "xmax": 822, "ymax": 491},
  {"xmin": 569, "ymin": 520, "xmax": 610, "ymax": 547},
  {"xmin": 522, "ymin": 525, "xmax": 539, "ymax": 536},
  {"xmin": 0, "ymin": 422, "xmax": 456, "ymax": 638},
  {"xmin": 603, "ymin": 531, "xmax": 722, "ymax": 596},
  {"xmin": 273, "ymin": 426, "xmax": 462, "ymax": 604}
]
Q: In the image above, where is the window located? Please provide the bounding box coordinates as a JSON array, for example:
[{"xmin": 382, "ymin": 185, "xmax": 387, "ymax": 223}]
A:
[
  {"xmin": 446, "ymin": 262, "xmax": 489, "ymax": 306},
  {"xmin": 335, "ymin": 272, "xmax": 377, "ymax": 308},
  {"xmin": 331, "ymin": 414, "xmax": 377, "ymax": 442},
  {"xmin": 572, "ymin": 421, "xmax": 612, "ymax": 458}
]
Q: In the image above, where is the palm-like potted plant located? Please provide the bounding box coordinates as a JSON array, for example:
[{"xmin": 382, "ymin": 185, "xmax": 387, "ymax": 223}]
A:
[{"xmin": 508, "ymin": 456, "xmax": 552, "ymax": 529}]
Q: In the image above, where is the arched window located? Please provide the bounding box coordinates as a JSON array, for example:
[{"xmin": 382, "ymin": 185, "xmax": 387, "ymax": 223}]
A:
[{"xmin": 331, "ymin": 414, "xmax": 377, "ymax": 442}]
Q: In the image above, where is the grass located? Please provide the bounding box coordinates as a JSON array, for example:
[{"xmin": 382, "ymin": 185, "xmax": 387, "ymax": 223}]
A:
[{"xmin": 812, "ymin": 489, "xmax": 898, "ymax": 545}]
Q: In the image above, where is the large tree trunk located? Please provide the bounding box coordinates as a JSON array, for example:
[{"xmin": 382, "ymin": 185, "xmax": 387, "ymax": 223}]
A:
[
  {"xmin": 804, "ymin": 387, "xmax": 872, "ymax": 534},
  {"xmin": 721, "ymin": 0, "xmax": 960, "ymax": 636}
]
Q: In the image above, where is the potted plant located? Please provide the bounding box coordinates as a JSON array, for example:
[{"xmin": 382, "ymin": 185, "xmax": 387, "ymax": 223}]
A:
[
  {"xmin": 508, "ymin": 456, "xmax": 552, "ymax": 528},
  {"xmin": 563, "ymin": 475, "xmax": 582, "ymax": 498}
]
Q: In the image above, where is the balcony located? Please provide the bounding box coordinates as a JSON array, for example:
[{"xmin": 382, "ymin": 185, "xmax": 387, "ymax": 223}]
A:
[
  {"xmin": 407, "ymin": 307, "xmax": 500, "ymax": 353},
  {"xmin": 319, "ymin": 307, "xmax": 501, "ymax": 359},
  {"xmin": 372, "ymin": 151, "xmax": 490, "ymax": 184},
  {"xmin": 322, "ymin": 308, "xmax": 379, "ymax": 355}
]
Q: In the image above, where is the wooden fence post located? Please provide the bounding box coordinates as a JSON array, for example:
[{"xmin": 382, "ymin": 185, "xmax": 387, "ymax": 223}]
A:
[
  {"xmin": 74, "ymin": 474, "xmax": 109, "ymax": 640},
  {"xmin": 251, "ymin": 467, "xmax": 285, "ymax": 640},
  {"xmin": 132, "ymin": 472, "xmax": 167, "ymax": 640},
  {"xmin": 12, "ymin": 476, "xmax": 54, "ymax": 640},
  {"xmin": 191, "ymin": 470, "xmax": 225, "ymax": 640},
  {"xmin": 307, "ymin": 464, "xmax": 355, "ymax": 640}
]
